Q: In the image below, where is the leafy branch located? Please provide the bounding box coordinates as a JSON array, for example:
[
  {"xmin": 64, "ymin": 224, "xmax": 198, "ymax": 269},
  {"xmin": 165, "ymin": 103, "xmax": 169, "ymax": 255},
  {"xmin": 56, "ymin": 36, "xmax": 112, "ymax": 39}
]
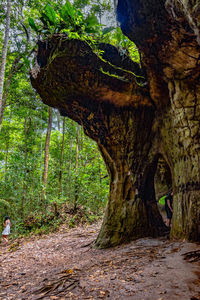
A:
[{"xmin": 28, "ymin": 1, "xmax": 140, "ymax": 64}]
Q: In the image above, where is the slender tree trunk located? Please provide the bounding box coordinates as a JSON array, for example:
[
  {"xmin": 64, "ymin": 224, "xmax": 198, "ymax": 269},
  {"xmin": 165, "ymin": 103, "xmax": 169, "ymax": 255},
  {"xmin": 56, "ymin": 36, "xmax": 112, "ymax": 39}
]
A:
[
  {"xmin": 66, "ymin": 120, "xmax": 73, "ymax": 196},
  {"xmin": 4, "ymin": 140, "xmax": 9, "ymax": 183},
  {"xmin": 69, "ymin": 133, "xmax": 73, "ymax": 176},
  {"xmin": 74, "ymin": 124, "xmax": 80, "ymax": 210},
  {"xmin": 58, "ymin": 117, "xmax": 65, "ymax": 196},
  {"xmin": 40, "ymin": 111, "xmax": 43, "ymax": 186},
  {"xmin": 21, "ymin": 116, "xmax": 31, "ymax": 218},
  {"xmin": 114, "ymin": 0, "xmax": 117, "ymax": 8},
  {"xmin": 113, "ymin": 0, "xmax": 118, "ymax": 26},
  {"xmin": 41, "ymin": 107, "xmax": 53, "ymax": 207},
  {"xmin": 0, "ymin": 0, "xmax": 11, "ymax": 114},
  {"xmin": 56, "ymin": 109, "xmax": 61, "ymax": 132},
  {"xmin": 0, "ymin": 57, "xmax": 22, "ymax": 131},
  {"xmin": 98, "ymin": 152, "xmax": 102, "ymax": 184},
  {"xmin": 30, "ymin": 158, "xmax": 36, "ymax": 210}
]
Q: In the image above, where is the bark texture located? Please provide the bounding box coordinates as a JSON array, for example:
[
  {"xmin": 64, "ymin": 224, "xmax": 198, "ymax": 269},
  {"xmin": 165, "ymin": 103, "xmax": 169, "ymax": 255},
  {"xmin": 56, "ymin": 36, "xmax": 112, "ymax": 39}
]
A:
[
  {"xmin": 0, "ymin": 0, "xmax": 11, "ymax": 118},
  {"xmin": 58, "ymin": 117, "xmax": 65, "ymax": 196},
  {"xmin": 117, "ymin": 0, "xmax": 200, "ymax": 241},
  {"xmin": 41, "ymin": 107, "xmax": 53, "ymax": 207},
  {"xmin": 31, "ymin": 0, "xmax": 200, "ymax": 246}
]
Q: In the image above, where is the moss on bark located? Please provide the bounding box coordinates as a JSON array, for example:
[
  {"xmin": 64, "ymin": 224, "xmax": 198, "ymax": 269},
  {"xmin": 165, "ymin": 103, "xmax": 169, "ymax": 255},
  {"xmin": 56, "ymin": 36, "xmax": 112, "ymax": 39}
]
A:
[{"xmin": 31, "ymin": 0, "xmax": 200, "ymax": 246}]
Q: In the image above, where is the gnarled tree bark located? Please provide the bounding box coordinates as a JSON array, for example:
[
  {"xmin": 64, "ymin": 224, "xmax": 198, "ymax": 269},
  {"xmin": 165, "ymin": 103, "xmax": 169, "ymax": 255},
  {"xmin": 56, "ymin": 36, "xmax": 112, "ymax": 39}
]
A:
[
  {"xmin": 117, "ymin": 0, "xmax": 200, "ymax": 241},
  {"xmin": 31, "ymin": 0, "xmax": 200, "ymax": 246},
  {"xmin": 31, "ymin": 38, "xmax": 167, "ymax": 247}
]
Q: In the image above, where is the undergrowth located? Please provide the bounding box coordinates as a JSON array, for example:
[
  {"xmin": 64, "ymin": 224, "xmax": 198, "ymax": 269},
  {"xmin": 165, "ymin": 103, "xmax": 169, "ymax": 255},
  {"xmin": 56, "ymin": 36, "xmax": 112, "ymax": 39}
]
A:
[{"xmin": 1, "ymin": 203, "xmax": 103, "ymax": 242}]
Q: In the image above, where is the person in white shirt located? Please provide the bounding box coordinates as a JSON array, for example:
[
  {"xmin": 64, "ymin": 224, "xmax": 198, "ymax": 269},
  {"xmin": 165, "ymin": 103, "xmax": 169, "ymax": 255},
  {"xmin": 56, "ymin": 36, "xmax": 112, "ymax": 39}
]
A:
[{"xmin": 2, "ymin": 216, "xmax": 11, "ymax": 244}]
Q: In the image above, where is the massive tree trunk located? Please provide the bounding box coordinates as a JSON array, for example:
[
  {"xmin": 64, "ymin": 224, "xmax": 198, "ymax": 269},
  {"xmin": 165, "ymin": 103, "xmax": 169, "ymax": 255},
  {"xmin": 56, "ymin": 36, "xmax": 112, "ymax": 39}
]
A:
[
  {"xmin": 95, "ymin": 108, "xmax": 165, "ymax": 247},
  {"xmin": 117, "ymin": 0, "xmax": 200, "ymax": 241},
  {"xmin": 31, "ymin": 0, "xmax": 200, "ymax": 246},
  {"xmin": 161, "ymin": 79, "xmax": 200, "ymax": 241},
  {"xmin": 31, "ymin": 38, "xmax": 166, "ymax": 247}
]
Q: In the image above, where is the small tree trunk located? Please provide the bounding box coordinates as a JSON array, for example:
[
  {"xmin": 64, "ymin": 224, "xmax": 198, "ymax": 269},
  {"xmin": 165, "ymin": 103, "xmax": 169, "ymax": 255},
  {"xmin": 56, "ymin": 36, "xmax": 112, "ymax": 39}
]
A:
[
  {"xmin": 0, "ymin": 0, "xmax": 11, "ymax": 114},
  {"xmin": 65, "ymin": 120, "xmax": 73, "ymax": 197},
  {"xmin": 40, "ymin": 112, "xmax": 44, "ymax": 186},
  {"xmin": 74, "ymin": 124, "xmax": 80, "ymax": 210},
  {"xmin": 21, "ymin": 116, "xmax": 31, "ymax": 218},
  {"xmin": 113, "ymin": 0, "xmax": 118, "ymax": 26},
  {"xmin": 41, "ymin": 107, "xmax": 53, "ymax": 207},
  {"xmin": 4, "ymin": 140, "xmax": 9, "ymax": 183},
  {"xmin": 56, "ymin": 109, "xmax": 60, "ymax": 131},
  {"xmin": 0, "ymin": 57, "xmax": 22, "ymax": 131},
  {"xmin": 30, "ymin": 158, "xmax": 37, "ymax": 210},
  {"xmin": 58, "ymin": 117, "xmax": 65, "ymax": 196},
  {"xmin": 98, "ymin": 152, "xmax": 102, "ymax": 184}
]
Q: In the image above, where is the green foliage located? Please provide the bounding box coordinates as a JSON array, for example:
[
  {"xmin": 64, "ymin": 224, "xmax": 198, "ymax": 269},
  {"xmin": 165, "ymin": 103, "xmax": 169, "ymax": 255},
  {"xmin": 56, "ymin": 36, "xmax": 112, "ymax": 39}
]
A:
[
  {"xmin": 27, "ymin": 1, "xmax": 102, "ymax": 39},
  {"xmin": 0, "ymin": 198, "xmax": 10, "ymax": 208},
  {"xmin": 0, "ymin": 0, "xmax": 142, "ymax": 240},
  {"xmin": 0, "ymin": 92, "xmax": 108, "ymax": 237},
  {"xmin": 27, "ymin": 1, "xmax": 140, "ymax": 64},
  {"xmin": 101, "ymin": 27, "xmax": 140, "ymax": 64},
  {"xmin": 85, "ymin": 14, "xmax": 99, "ymax": 33},
  {"xmin": 44, "ymin": 4, "xmax": 57, "ymax": 24},
  {"xmin": 28, "ymin": 17, "xmax": 39, "ymax": 33},
  {"xmin": 60, "ymin": 1, "xmax": 75, "ymax": 20}
]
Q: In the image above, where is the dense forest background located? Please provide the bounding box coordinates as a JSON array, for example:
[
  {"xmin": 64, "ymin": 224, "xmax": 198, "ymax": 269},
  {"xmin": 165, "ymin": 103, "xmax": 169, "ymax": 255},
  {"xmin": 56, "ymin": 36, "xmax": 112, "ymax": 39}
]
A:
[{"xmin": 0, "ymin": 0, "xmax": 134, "ymax": 236}]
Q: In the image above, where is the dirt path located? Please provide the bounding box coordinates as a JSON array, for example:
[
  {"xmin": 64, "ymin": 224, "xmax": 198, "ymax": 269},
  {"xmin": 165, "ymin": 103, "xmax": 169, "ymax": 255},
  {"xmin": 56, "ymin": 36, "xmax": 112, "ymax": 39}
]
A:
[{"xmin": 0, "ymin": 223, "xmax": 200, "ymax": 300}]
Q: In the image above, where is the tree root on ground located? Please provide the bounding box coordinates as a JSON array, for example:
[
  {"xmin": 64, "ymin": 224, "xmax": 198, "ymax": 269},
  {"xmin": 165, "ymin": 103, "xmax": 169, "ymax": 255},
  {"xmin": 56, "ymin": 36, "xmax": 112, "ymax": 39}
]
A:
[
  {"xmin": 182, "ymin": 250, "xmax": 200, "ymax": 263},
  {"xmin": 33, "ymin": 271, "xmax": 79, "ymax": 299}
]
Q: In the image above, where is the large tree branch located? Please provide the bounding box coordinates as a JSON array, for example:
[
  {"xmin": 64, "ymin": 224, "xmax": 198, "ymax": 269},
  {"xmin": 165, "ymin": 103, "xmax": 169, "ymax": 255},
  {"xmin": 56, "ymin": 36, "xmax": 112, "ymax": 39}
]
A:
[{"xmin": 31, "ymin": 37, "xmax": 152, "ymax": 120}]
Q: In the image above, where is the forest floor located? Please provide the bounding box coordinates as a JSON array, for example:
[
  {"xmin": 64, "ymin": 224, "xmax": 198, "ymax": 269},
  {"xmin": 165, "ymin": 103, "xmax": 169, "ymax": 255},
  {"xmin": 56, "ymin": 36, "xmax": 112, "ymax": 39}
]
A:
[{"xmin": 0, "ymin": 222, "xmax": 200, "ymax": 300}]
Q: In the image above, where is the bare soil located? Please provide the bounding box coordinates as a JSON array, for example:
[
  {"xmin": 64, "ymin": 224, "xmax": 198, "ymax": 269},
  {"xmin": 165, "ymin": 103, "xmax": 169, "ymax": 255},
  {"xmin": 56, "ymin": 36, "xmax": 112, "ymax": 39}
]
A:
[{"xmin": 0, "ymin": 222, "xmax": 200, "ymax": 300}]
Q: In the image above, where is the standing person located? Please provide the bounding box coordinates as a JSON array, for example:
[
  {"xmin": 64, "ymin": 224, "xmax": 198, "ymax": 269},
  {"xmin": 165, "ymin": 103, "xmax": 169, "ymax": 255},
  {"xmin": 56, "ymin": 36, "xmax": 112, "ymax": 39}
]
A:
[
  {"xmin": 165, "ymin": 192, "xmax": 173, "ymax": 227},
  {"xmin": 2, "ymin": 216, "xmax": 11, "ymax": 244}
]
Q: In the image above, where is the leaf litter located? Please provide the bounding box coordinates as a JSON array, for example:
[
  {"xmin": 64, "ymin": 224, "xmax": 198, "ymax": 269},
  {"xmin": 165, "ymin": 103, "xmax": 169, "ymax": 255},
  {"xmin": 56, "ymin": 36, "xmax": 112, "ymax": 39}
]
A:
[{"xmin": 0, "ymin": 222, "xmax": 200, "ymax": 299}]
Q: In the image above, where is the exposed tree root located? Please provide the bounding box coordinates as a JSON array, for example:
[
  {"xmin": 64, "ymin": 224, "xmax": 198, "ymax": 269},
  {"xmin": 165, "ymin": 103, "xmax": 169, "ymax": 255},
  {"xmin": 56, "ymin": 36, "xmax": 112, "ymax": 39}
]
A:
[
  {"xmin": 34, "ymin": 271, "xmax": 79, "ymax": 299},
  {"xmin": 182, "ymin": 250, "xmax": 200, "ymax": 263}
]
